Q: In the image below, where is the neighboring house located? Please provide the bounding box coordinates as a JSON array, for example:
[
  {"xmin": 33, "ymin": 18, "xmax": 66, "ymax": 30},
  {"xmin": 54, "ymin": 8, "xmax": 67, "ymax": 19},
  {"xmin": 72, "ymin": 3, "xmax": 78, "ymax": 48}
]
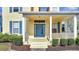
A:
[
  {"xmin": 0, "ymin": 7, "xmax": 2, "ymax": 32},
  {"xmin": 77, "ymin": 15, "xmax": 79, "ymax": 34},
  {"xmin": 2, "ymin": 7, "xmax": 79, "ymax": 48},
  {"xmin": 0, "ymin": 16, "xmax": 2, "ymax": 32}
]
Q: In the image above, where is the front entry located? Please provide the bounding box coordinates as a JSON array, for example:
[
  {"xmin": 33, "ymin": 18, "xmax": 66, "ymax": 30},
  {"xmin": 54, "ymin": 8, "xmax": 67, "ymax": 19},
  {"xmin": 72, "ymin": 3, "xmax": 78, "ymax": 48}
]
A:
[{"xmin": 34, "ymin": 24, "xmax": 45, "ymax": 37}]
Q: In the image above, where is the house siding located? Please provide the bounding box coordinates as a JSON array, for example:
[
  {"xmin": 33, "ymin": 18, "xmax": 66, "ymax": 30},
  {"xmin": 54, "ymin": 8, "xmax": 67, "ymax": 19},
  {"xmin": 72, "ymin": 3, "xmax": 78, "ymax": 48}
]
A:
[{"xmin": 2, "ymin": 7, "xmax": 78, "ymax": 37}]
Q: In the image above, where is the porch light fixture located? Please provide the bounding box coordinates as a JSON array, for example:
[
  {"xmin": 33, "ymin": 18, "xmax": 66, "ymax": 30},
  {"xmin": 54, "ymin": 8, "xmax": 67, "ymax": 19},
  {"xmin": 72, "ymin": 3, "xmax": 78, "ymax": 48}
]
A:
[{"xmin": 62, "ymin": 21, "xmax": 65, "ymax": 24}]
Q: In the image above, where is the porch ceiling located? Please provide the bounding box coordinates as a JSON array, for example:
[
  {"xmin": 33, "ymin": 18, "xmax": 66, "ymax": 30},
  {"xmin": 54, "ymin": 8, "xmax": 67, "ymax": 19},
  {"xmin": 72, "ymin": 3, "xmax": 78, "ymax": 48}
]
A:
[
  {"xmin": 52, "ymin": 15, "xmax": 73, "ymax": 20},
  {"xmin": 27, "ymin": 15, "xmax": 73, "ymax": 21}
]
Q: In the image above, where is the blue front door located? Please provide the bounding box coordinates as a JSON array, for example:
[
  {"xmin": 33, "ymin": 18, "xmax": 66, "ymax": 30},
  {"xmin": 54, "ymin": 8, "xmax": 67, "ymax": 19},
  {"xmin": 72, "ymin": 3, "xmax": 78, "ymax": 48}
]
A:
[{"xmin": 34, "ymin": 24, "xmax": 45, "ymax": 37}]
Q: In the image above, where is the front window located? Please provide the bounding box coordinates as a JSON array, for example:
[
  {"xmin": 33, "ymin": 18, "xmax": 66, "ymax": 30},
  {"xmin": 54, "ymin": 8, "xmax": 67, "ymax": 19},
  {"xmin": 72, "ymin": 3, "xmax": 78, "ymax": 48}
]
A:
[
  {"xmin": 31, "ymin": 7, "xmax": 34, "ymax": 11},
  {"xmin": 60, "ymin": 7, "xmax": 79, "ymax": 12},
  {"xmin": 12, "ymin": 21, "xmax": 19, "ymax": 34},
  {"xmin": 9, "ymin": 7, "xmax": 22, "ymax": 13},
  {"xmin": 52, "ymin": 23, "xmax": 57, "ymax": 33},
  {"xmin": 13, "ymin": 7, "xmax": 19, "ymax": 12},
  {"xmin": 62, "ymin": 24, "xmax": 65, "ymax": 32},
  {"xmin": 52, "ymin": 22, "xmax": 61, "ymax": 33},
  {"xmin": 39, "ymin": 7, "xmax": 49, "ymax": 11},
  {"xmin": 10, "ymin": 21, "xmax": 22, "ymax": 34}
]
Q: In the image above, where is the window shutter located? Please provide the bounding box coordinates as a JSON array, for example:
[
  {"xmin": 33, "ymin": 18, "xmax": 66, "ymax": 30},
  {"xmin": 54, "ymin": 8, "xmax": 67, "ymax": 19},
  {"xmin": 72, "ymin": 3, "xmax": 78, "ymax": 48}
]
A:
[
  {"xmin": 9, "ymin": 7, "xmax": 12, "ymax": 13},
  {"xmin": 10, "ymin": 21, "xmax": 12, "ymax": 34},
  {"xmin": 19, "ymin": 21, "xmax": 22, "ymax": 34}
]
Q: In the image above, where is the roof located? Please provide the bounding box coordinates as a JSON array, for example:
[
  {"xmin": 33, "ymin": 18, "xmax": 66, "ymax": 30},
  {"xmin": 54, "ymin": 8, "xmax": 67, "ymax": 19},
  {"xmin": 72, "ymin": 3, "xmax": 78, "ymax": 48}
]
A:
[{"xmin": 19, "ymin": 11, "xmax": 79, "ymax": 16}]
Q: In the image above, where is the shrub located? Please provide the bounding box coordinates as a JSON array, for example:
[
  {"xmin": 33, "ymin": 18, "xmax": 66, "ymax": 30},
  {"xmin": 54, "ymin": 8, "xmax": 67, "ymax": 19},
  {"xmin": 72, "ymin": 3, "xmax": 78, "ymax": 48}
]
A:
[
  {"xmin": 0, "ymin": 33, "xmax": 4, "ymax": 42},
  {"xmin": 1, "ymin": 33, "xmax": 10, "ymax": 42},
  {"xmin": 60, "ymin": 39, "xmax": 67, "ymax": 46},
  {"xmin": 75, "ymin": 38, "xmax": 79, "ymax": 45},
  {"xmin": 10, "ymin": 35, "xmax": 23, "ymax": 46},
  {"xmin": 0, "ymin": 33, "xmax": 11, "ymax": 42},
  {"xmin": 67, "ymin": 39, "xmax": 74, "ymax": 46},
  {"xmin": 9, "ymin": 35, "xmax": 17, "ymax": 42},
  {"xmin": 0, "ymin": 33, "xmax": 23, "ymax": 45},
  {"xmin": 52, "ymin": 39, "xmax": 59, "ymax": 46},
  {"xmin": 0, "ymin": 33, "xmax": 4, "ymax": 39},
  {"xmin": 77, "ymin": 35, "xmax": 79, "ymax": 39}
]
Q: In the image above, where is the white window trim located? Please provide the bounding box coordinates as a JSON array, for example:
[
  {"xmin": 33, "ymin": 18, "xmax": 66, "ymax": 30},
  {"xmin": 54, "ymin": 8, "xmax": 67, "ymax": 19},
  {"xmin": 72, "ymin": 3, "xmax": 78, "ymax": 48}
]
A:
[
  {"xmin": 52, "ymin": 7, "xmax": 59, "ymax": 12},
  {"xmin": 11, "ymin": 21, "xmax": 21, "ymax": 35}
]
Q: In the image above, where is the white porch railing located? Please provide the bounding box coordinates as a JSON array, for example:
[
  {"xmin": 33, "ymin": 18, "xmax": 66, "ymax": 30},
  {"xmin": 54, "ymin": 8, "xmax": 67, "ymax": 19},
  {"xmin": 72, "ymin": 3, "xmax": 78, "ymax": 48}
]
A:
[
  {"xmin": 25, "ymin": 32, "xmax": 74, "ymax": 43},
  {"xmin": 52, "ymin": 33, "xmax": 74, "ymax": 39}
]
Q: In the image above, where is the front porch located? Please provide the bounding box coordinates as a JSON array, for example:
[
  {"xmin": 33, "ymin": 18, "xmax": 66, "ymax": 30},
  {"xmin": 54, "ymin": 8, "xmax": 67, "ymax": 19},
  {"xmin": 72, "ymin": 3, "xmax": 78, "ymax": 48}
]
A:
[{"xmin": 20, "ymin": 12, "xmax": 78, "ymax": 48}]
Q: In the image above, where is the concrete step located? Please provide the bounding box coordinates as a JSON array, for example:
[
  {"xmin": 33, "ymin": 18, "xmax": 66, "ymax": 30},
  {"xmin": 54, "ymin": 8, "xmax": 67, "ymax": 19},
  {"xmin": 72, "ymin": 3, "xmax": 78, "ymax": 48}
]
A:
[
  {"xmin": 30, "ymin": 42, "xmax": 48, "ymax": 48},
  {"xmin": 23, "ymin": 42, "xmax": 28, "ymax": 45},
  {"xmin": 31, "ymin": 48, "xmax": 46, "ymax": 51}
]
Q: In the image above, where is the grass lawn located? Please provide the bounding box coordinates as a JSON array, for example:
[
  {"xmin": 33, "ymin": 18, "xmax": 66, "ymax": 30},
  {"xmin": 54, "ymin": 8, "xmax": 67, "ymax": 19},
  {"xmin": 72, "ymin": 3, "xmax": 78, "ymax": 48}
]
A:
[{"xmin": 0, "ymin": 43, "xmax": 10, "ymax": 51}]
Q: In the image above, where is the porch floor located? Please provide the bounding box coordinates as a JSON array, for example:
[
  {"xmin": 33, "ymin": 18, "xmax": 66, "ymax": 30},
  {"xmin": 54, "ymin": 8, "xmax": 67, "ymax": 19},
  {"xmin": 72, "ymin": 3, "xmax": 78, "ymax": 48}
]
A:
[{"xmin": 28, "ymin": 39, "xmax": 48, "ymax": 42}]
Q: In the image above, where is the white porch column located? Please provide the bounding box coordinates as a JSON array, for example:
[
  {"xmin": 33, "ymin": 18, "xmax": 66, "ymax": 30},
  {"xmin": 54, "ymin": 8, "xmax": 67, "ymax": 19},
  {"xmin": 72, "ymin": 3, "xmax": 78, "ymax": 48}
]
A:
[
  {"xmin": 74, "ymin": 15, "xmax": 77, "ymax": 39},
  {"xmin": 50, "ymin": 7, "xmax": 52, "ymax": 11},
  {"xmin": 22, "ymin": 17, "xmax": 26, "ymax": 44},
  {"xmin": 49, "ymin": 16, "xmax": 52, "ymax": 41}
]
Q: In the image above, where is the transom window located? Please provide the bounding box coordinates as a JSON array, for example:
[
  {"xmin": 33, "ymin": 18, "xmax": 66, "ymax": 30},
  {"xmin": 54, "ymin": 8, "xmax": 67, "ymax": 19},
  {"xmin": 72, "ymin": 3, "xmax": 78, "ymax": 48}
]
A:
[
  {"xmin": 39, "ymin": 7, "xmax": 49, "ymax": 11},
  {"xmin": 34, "ymin": 20, "xmax": 45, "ymax": 23},
  {"xmin": 9, "ymin": 7, "xmax": 22, "ymax": 13}
]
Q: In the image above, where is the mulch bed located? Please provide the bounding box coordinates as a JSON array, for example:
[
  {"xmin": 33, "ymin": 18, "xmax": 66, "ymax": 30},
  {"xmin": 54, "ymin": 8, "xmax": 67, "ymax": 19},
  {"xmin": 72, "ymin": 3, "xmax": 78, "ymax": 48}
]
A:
[
  {"xmin": 46, "ymin": 45, "xmax": 79, "ymax": 51},
  {"xmin": 11, "ymin": 44, "xmax": 31, "ymax": 51},
  {"xmin": 11, "ymin": 44, "xmax": 79, "ymax": 51}
]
